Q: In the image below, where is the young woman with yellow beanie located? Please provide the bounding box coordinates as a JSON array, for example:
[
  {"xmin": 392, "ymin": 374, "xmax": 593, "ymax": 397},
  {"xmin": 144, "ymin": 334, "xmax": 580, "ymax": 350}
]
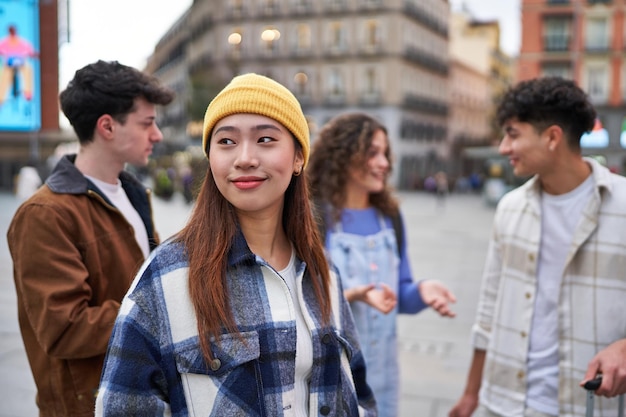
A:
[{"xmin": 96, "ymin": 74, "xmax": 377, "ymax": 416}]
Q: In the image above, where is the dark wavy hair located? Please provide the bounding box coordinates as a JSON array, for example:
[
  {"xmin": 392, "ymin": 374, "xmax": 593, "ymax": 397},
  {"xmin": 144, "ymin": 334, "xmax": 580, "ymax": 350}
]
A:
[
  {"xmin": 496, "ymin": 76, "xmax": 596, "ymax": 150},
  {"xmin": 59, "ymin": 60, "xmax": 174, "ymax": 143},
  {"xmin": 307, "ymin": 112, "xmax": 398, "ymax": 223}
]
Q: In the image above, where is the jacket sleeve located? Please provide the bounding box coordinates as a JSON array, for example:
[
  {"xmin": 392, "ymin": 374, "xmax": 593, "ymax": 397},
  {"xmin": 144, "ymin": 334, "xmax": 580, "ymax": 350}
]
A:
[
  {"xmin": 335, "ymin": 271, "xmax": 377, "ymax": 416},
  {"xmin": 395, "ymin": 212, "xmax": 428, "ymax": 314},
  {"xmin": 95, "ymin": 299, "xmax": 171, "ymax": 417},
  {"xmin": 8, "ymin": 202, "xmax": 121, "ymax": 359},
  {"xmin": 471, "ymin": 217, "xmax": 502, "ymax": 350}
]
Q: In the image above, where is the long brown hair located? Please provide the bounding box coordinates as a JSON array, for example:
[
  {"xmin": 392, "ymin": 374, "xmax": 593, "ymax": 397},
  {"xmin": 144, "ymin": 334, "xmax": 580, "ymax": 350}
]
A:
[
  {"xmin": 176, "ymin": 145, "xmax": 331, "ymax": 362},
  {"xmin": 307, "ymin": 112, "xmax": 399, "ymax": 223}
]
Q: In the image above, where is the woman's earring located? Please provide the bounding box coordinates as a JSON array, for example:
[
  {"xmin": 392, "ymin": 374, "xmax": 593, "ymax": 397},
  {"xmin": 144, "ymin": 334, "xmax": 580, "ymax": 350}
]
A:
[{"xmin": 294, "ymin": 167, "xmax": 302, "ymax": 176}]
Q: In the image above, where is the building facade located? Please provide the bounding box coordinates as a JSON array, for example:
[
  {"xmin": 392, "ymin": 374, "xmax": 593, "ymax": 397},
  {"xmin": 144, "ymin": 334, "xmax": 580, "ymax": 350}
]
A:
[
  {"xmin": 147, "ymin": 0, "xmax": 452, "ymax": 188},
  {"xmin": 517, "ymin": 0, "xmax": 626, "ymax": 173},
  {"xmin": 146, "ymin": 0, "xmax": 514, "ymax": 188},
  {"xmin": 448, "ymin": 11, "xmax": 513, "ymax": 178}
]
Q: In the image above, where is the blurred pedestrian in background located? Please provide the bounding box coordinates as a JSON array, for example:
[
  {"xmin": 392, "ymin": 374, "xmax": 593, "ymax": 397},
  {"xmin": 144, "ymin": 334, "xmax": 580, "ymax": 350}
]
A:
[
  {"xmin": 307, "ymin": 111, "xmax": 456, "ymax": 417},
  {"xmin": 6, "ymin": 60, "xmax": 173, "ymax": 416},
  {"xmin": 14, "ymin": 158, "xmax": 41, "ymax": 201},
  {"xmin": 450, "ymin": 76, "xmax": 626, "ymax": 417},
  {"xmin": 435, "ymin": 170, "xmax": 449, "ymax": 207},
  {"xmin": 96, "ymin": 74, "xmax": 376, "ymax": 416}
]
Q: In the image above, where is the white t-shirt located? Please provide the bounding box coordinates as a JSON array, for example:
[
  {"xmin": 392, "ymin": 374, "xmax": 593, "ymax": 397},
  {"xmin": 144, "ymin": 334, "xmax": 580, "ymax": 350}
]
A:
[
  {"xmin": 86, "ymin": 175, "xmax": 150, "ymax": 259},
  {"xmin": 526, "ymin": 174, "xmax": 594, "ymax": 415},
  {"xmin": 278, "ymin": 250, "xmax": 313, "ymax": 417}
]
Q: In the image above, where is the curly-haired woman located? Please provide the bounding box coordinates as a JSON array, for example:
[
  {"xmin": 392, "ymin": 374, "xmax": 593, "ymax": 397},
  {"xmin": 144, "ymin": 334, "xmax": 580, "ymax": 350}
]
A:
[{"xmin": 307, "ymin": 112, "xmax": 457, "ymax": 417}]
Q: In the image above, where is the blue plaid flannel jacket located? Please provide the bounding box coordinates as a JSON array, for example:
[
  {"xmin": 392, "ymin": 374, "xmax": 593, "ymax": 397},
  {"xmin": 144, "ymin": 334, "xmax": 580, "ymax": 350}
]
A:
[{"xmin": 96, "ymin": 231, "xmax": 376, "ymax": 417}]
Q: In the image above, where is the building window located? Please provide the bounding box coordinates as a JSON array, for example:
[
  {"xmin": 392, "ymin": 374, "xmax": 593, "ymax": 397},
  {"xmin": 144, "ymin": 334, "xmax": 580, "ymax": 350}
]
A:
[
  {"xmin": 542, "ymin": 64, "xmax": 572, "ymax": 79},
  {"xmin": 263, "ymin": 0, "xmax": 279, "ymax": 14},
  {"xmin": 621, "ymin": 64, "xmax": 626, "ymax": 102},
  {"xmin": 229, "ymin": 0, "xmax": 245, "ymax": 16},
  {"xmin": 292, "ymin": 0, "xmax": 312, "ymax": 11},
  {"xmin": 543, "ymin": 18, "xmax": 571, "ymax": 51},
  {"xmin": 365, "ymin": 20, "xmax": 380, "ymax": 48},
  {"xmin": 296, "ymin": 24, "xmax": 311, "ymax": 52},
  {"xmin": 294, "ymin": 71, "xmax": 309, "ymax": 95},
  {"xmin": 586, "ymin": 16, "xmax": 609, "ymax": 50},
  {"xmin": 329, "ymin": 68, "xmax": 344, "ymax": 95},
  {"xmin": 586, "ymin": 65, "xmax": 608, "ymax": 103},
  {"xmin": 329, "ymin": 21, "xmax": 346, "ymax": 51},
  {"xmin": 362, "ymin": 0, "xmax": 382, "ymax": 7},
  {"xmin": 365, "ymin": 68, "xmax": 377, "ymax": 93},
  {"xmin": 326, "ymin": 0, "xmax": 348, "ymax": 10}
]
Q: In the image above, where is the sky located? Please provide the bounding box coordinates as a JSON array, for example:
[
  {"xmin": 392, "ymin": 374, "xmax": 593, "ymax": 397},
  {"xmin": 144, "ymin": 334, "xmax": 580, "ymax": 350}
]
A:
[
  {"xmin": 58, "ymin": 0, "xmax": 192, "ymax": 90},
  {"xmin": 58, "ymin": 0, "xmax": 520, "ymax": 90}
]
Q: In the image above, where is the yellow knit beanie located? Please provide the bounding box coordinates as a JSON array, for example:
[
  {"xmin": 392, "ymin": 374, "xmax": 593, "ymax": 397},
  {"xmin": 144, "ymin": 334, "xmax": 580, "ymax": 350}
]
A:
[{"xmin": 202, "ymin": 73, "xmax": 310, "ymax": 167}]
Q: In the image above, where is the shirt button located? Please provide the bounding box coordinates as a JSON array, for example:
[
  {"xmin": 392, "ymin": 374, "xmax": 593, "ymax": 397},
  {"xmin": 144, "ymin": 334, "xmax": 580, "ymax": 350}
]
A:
[
  {"xmin": 517, "ymin": 370, "xmax": 525, "ymax": 379},
  {"xmin": 525, "ymin": 292, "xmax": 532, "ymax": 299},
  {"xmin": 322, "ymin": 333, "xmax": 331, "ymax": 344},
  {"xmin": 210, "ymin": 358, "xmax": 221, "ymax": 371},
  {"xmin": 528, "ymin": 253, "xmax": 535, "ymax": 262},
  {"xmin": 520, "ymin": 331, "xmax": 527, "ymax": 338},
  {"xmin": 320, "ymin": 405, "xmax": 331, "ymax": 415}
]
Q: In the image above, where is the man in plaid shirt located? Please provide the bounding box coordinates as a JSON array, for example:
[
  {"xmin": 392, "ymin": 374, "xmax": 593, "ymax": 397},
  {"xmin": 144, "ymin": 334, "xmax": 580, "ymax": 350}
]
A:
[{"xmin": 450, "ymin": 77, "xmax": 626, "ymax": 417}]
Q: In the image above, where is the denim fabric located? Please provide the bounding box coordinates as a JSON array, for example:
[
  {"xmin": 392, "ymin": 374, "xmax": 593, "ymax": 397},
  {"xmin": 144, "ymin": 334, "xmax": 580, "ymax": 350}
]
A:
[{"xmin": 328, "ymin": 214, "xmax": 400, "ymax": 417}]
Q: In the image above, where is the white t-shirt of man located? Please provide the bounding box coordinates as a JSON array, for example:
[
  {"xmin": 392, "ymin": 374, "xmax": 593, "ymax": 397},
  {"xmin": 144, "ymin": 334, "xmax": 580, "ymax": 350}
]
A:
[
  {"xmin": 525, "ymin": 174, "xmax": 594, "ymax": 416},
  {"xmin": 86, "ymin": 175, "xmax": 150, "ymax": 259}
]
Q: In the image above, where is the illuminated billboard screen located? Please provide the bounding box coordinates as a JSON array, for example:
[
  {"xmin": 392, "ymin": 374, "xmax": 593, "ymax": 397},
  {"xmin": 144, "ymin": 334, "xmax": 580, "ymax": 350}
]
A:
[
  {"xmin": 580, "ymin": 118, "xmax": 609, "ymax": 148},
  {"xmin": 0, "ymin": 0, "xmax": 41, "ymax": 131}
]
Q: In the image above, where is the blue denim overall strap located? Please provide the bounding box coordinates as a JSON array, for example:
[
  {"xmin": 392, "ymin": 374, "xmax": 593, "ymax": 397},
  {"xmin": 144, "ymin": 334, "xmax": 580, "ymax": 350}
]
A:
[{"xmin": 327, "ymin": 211, "xmax": 401, "ymax": 417}]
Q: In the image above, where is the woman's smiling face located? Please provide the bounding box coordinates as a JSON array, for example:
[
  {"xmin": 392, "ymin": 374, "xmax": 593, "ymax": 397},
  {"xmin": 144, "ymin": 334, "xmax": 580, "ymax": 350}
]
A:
[
  {"xmin": 346, "ymin": 128, "xmax": 390, "ymax": 195},
  {"xmin": 209, "ymin": 113, "xmax": 303, "ymax": 216}
]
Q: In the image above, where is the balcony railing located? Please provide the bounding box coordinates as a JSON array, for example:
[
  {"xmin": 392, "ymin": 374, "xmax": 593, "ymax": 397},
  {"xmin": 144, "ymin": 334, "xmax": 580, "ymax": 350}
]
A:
[
  {"xmin": 543, "ymin": 34, "xmax": 571, "ymax": 51},
  {"xmin": 404, "ymin": 46, "xmax": 449, "ymax": 75},
  {"xmin": 359, "ymin": 91, "xmax": 381, "ymax": 107},
  {"xmin": 403, "ymin": 2, "xmax": 448, "ymax": 37},
  {"xmin": 403, "ymin": 94, "xmax": 449, "ymax": 116}
]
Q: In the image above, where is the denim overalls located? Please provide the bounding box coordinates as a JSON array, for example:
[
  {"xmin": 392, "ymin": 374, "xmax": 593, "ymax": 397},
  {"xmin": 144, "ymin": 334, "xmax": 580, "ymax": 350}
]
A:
[{"xmin": 327, "ymin": 213, "xmax": 401, "ymax": 417}]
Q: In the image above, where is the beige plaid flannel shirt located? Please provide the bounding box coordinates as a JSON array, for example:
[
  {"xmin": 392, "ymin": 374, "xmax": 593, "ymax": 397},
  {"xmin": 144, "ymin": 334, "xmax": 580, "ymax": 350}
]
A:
[{"xmin": 471, "ymin": 158, "xmax": 626, "ymax": 417}]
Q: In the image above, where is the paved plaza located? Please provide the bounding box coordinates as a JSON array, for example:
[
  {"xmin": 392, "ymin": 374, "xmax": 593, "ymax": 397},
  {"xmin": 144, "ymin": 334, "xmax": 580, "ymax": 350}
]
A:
[{"xmin": 0, "ymin": 190, "xmax": 496, "ymax": 417}]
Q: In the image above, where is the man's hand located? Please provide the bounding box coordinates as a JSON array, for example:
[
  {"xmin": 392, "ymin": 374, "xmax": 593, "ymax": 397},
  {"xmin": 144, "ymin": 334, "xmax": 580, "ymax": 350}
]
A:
[
  {"xmin": 581, "ymin": 338, "xmax": 626, "ymax": 397},
  {"xmin": 449, "ymin": 393, "xmax": 479, "ymax": 417}
]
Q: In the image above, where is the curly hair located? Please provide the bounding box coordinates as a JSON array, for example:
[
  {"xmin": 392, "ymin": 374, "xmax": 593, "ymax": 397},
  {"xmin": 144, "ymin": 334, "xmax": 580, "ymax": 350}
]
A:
[
  {"xmin": 60, "ymin": 60, "xmax": 174, "ymax": 143},
  {"xmin": 496, "ymin": 76, "xmax": 596, "ymax": 150},
  {"xmin": 307, "ymin": 112, "xmax": 398, "ymax": 223}
]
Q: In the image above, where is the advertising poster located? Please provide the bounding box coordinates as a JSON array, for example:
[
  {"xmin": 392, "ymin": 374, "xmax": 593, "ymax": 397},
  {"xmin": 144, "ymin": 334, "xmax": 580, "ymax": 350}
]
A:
[{"xmin": 0, "ymin": 0, "xmax": 41, "ymax": 131}]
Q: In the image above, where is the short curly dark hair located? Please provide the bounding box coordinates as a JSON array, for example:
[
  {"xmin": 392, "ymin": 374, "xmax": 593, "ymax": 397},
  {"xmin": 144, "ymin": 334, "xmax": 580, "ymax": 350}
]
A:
[{"xmin": 496, "ymin": 76, "xmax": 596, "ymax": 150}]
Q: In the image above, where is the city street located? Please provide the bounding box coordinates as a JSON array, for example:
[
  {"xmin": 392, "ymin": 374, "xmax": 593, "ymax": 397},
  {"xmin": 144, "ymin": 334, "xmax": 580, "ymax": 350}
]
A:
[{"xmin": 0, "ymin": 190, "xmax": 496, "ymax": 417}]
